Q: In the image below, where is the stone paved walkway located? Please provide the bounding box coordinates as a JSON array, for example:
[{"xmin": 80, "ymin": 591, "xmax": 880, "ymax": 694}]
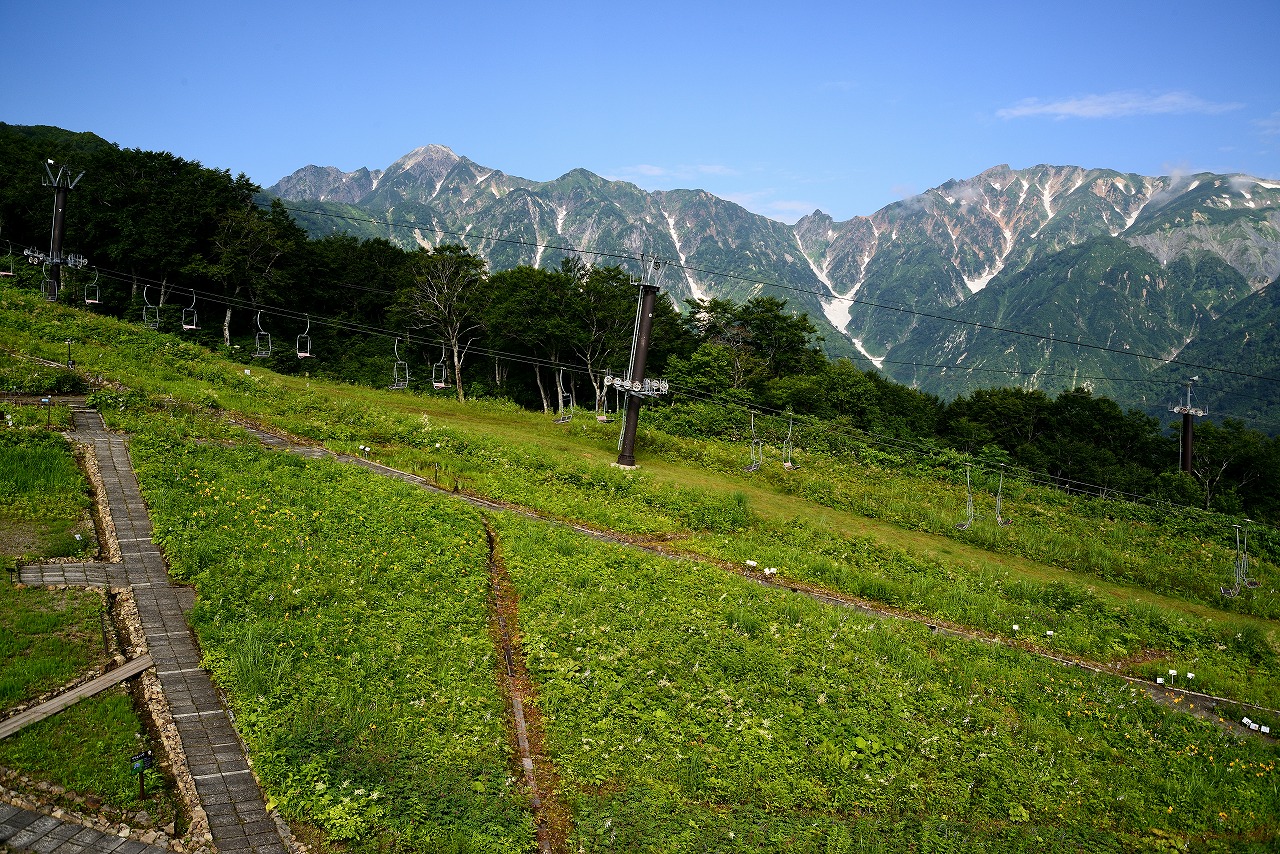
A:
[
  {"xmin": 11, "ymin": 408, "xmax": 290, "ymax": 854},
  {"xmin": 15, "ymin": 562, "xmax": 124, "ymax": 587},
  {"xmin": 0, "ymin": 802, "xmax": 169, "ymax": 854}
]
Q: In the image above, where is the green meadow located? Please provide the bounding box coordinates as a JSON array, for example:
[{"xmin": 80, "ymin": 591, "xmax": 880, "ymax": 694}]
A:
[{"xmin": 1, "ymin": 289, "xmax": 1276, "ymax": 852}]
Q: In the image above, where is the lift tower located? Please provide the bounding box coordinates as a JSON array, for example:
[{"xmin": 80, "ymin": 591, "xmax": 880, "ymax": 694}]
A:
[
  {"xmin": 43, "ymin": 160, "xmax": 85, "ymax": 300},
  {"xmin": 613, "ymin": 257, "xmax": 671, "ymax": 468},
  {"xmin": 1170, "ymin": 377, "xmax": 1206, "ymax": 474}
]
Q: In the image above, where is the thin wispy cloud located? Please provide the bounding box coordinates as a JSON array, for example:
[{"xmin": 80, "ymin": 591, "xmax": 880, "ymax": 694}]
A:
[
  {"xmin": 1256, "ymin": 111, "xmax": 1280, "ymax": 136},
  {"xmin": 997, "ymin": 90, "xmax": 1242, "ymax": 120},
  {"xmin": 607, "ymin": 163, "xmax": 741, "ymax": 183},
  {"xmin": 722, "ymin": 191, "xmax": 822, "ymax": 223}
]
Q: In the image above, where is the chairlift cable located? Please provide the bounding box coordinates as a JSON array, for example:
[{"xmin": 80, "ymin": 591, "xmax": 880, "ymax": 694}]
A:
[
  {"xmin": 38, "ymin": 260, "xmax": 1279, "ymax": 532},
  {"xmin": 258, "ymin": 200, "xmax": 1280, "ymax": 387}
]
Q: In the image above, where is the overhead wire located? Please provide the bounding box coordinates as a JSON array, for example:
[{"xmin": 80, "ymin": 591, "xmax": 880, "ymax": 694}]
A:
[
  {"xmin": 261, "ymin": 199, "xmax": 1280, "ymax": 388},
  {"xmin": 660, "ymin": 378, "xmax": 1280, "ymax": 535},
  {"xmin": 10, "ymin": 255, "xmax": 1277, "ymax": 536},
  {"xmin": 14, "ymin": 235, "xmax": 1280, "ymax": 426}
]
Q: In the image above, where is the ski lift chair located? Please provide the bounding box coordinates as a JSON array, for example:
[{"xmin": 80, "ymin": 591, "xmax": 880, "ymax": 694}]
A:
[
  {"xmin": 781, "ymin": 415, "xmax": 798, "ymax": 471},
  {"xmin": 552, "ymin": 370, "xmax": 573, "ymax": 423},
  {"xmin": 553, "ymin": 393, "xmax": 574, "ymax": 424},
  {"xmin": 296, "ymin": 316, "xmax": 313, "ymax": 358},
  {"xmin": 994, "ymin": 464, "xmax": 1013, "ymax": 526},
  {"xmin": 1223, "ymin": 523, "xmax": 1259, "ymax": 596},
  {"xmin": 253, "ymin": 310, "xmax": 272, "ymax": 357},
  {"xmin": 83, "ymin": 270, "xmax": 100, "ymax": 305},
  {"xmin": 955, "ymin": 465, "xmax": 977, "ymax": 530},
  {"xmin": 181, "ymin": 291, "xmax": 199, "ymax": 330},
  {"xmin": 142, "ymin": 283, "xmax": 159, "ymax": 328},
  {"xmin": 41, "ymin": 264, "xmax": 58, "ymax": 301},
  {"xmin": 432, "ymin": 346, "xmax": 451, "ymax": 389},
  {"xmin": 743, "ymin": 412, "xmax": 763, "ymax": 473},
  {"xmin": 390, "ymin": 337, "xmax": 409, "ymax": 390},
  {"xmin": 597, "ymin": 374, "xmax": 618, "ymax": 423}
]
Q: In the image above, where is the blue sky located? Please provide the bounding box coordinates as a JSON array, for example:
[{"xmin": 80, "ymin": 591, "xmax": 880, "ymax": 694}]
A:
[{"xmin": 5, "ymin": 0, "xmax": 1277, "ymax": 223}]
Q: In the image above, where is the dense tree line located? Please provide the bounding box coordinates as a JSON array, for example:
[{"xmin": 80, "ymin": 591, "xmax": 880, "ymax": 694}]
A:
[{"xmin": 2, "ymin": 124, "xmax": 1277, "ymax": 521}]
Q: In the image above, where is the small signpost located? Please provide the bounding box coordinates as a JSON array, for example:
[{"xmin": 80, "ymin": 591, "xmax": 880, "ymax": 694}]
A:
[{"xmin": 131, "ymin": 750, "xmax": 154, "ymax": 799}]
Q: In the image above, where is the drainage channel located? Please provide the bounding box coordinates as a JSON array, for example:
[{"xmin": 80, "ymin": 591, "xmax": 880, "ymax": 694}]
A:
[
  {"xmin": 485, "ymin": 523, "xmax": 566, "ymax": 854},
  {"xmin": 235, "ymin": 419, "xmax": 1279, "ymax": 743}
]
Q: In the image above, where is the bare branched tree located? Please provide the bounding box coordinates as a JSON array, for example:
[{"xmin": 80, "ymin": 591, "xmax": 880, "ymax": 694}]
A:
[{"xmin": 402, "ymin": 245, "xmax": 489, "ymax": 401}]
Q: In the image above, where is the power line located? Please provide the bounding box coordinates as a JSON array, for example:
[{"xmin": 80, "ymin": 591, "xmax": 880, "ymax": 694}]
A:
[
  {"xmin": 33, "ymin": 249, "xmax": 1280, "ymax": 430},
  {"xmin": 660, "ymin": 379, "xmax": 1279, "ymax": 535},
  {"xmin": 877, "ymin": 358, "xmax": 1183, "ymax": 386},
  {"xmin": 17, "ymin": 265, "xmax": 1276, "ymax": 534},
  {"xmin": 20, "ymin": 237, "xmax": 1280, "ymax": 427},
  {"xmin": 261, "ymin": 199, "xmax": 1280, "ymax": 388}
]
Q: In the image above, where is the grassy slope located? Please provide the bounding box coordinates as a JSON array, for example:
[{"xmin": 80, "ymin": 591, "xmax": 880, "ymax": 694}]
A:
[
  {"xmin": 130, "ymin": 434, "xmax": 531, "ymax": 852},
  {"xmin": 2, "ymin": 289, "xmax": 1279, "ymax": 851},
  {"xmin": 495, "ymin": 513, "xmax": 1280, "ymax": 852},
  {"xmin": 0, "ymin": 426, "xmax": 170, "ymax": 815}
]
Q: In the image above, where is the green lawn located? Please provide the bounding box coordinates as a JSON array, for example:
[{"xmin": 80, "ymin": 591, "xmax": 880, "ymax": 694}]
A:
[{"xmin": 2, "ymin": 287, "xmax": 1278, "ymax": 853}]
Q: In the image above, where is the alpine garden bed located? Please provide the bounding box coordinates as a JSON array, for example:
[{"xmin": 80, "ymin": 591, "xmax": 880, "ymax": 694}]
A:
[
  {"xmin": 130, "ymin": 434, "xmax": 534, "ymax": 853},
  {"xmin": 0, "ymin": 426, "xmax": 169, "ymax": 816},
  {"xmin": 673, "ymin": 522, "xmax": 1280, "ymax": 710},
  {"xmin": 0, "ymin": 427, "xmax": 104, "ymax": 708},
  {"xmin": 490, "ymin": 513, "xmax": 1280, "ymax": 853}
]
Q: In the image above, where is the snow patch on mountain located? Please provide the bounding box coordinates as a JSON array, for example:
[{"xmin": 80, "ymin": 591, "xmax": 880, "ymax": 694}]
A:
[
  {"xmin": 964, "ymin": 271, "xmax": 998, "ymax": 293},
  {"xmin": 820, "ymin": 293, "xmax": 852, "ymax": 336},
  {"xmin": 664, "ymin": 212, "xmax": 706, "ymax": 301},
  {"xmin": 850, "ymin": 337, "xmax": 884, "ymax": 369}
]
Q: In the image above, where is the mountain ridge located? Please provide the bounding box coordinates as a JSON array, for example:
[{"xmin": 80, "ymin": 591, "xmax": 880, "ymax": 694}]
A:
[{"xmin": 268, "ymin": 151, "xmax": 1280, "ymax": 415}]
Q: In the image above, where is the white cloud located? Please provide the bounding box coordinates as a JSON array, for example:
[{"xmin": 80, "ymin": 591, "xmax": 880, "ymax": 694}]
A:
[
  {"xmin": 997, "ymin": 90, "xmax": 1242, "ymax": 120},
  {"xmin": 719, "ymin": 191, "xmax": 821, "ymax": 223},
  {"xmin": 1256, "ymin": 111, "xmax": 1280, "ymax": 136},
  {"xmin": 608, "ymin": 162, "xmax": 740, "ymax": 183}
]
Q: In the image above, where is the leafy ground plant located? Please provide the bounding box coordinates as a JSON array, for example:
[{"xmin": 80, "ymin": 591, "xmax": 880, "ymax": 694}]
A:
[
  {"xmin": 492, "ymin": 513, "xmax": 1280, "ymax": 853},
  {"xmin": 0, "ymin": 427, "xmax": 169, "ymax": 815},
  {"xmin": 0, "ymin": 427, "xmax": 103, "ymax": 707},
  {"xmin": 130, "ymin": 435, "xmax": 533, "ymax": 853},
  {"xmin": 0, "ymin": 428, "xmax": 95, "ymax": 560},
  {"xmin": 0, "ymin": 687, "xmax": 174, "ymax": 819},
  {"xmin": 674, "ymin": 522, "xmax": 1280, "ymax": 708}
]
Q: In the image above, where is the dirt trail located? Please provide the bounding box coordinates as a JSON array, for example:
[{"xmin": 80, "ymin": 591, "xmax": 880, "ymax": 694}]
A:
[
  {"xmin": 235, "ymin": 417, "xmax": 1279, "ymax": 742},
  {"xmin": 485, "ymin": 523, "xmax": 571, "ymax": 854}
]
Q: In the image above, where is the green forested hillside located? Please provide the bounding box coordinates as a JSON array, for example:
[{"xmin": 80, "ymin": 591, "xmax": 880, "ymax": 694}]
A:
[{"xmin": 2, "ymin": 123, "xmax": 1278, "ymax": 520}]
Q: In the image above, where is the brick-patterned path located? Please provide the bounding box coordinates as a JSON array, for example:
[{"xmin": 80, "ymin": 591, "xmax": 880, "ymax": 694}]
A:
[
  {"xmin": 0, "ymin": 801, "xmax": 169, "ymax": 854},
  {"xmin": 10, "ymin": 408, "xmax": 289, "ymax": 854}
]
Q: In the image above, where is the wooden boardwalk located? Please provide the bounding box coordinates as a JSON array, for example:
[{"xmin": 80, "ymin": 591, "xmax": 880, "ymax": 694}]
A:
[
  {"xmin": 7, "ymin": 407, "xmax": 291, "ymax": 854},
  {"xmin": 0, "ymin": 655, "xmax": 153, "ymax": 741}
]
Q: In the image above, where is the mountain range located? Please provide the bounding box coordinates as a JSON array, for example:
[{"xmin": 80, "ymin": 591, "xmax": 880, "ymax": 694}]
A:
[{"xmin": 268, "ymin": 147, "xmax": 1280, "ymax": 425}]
